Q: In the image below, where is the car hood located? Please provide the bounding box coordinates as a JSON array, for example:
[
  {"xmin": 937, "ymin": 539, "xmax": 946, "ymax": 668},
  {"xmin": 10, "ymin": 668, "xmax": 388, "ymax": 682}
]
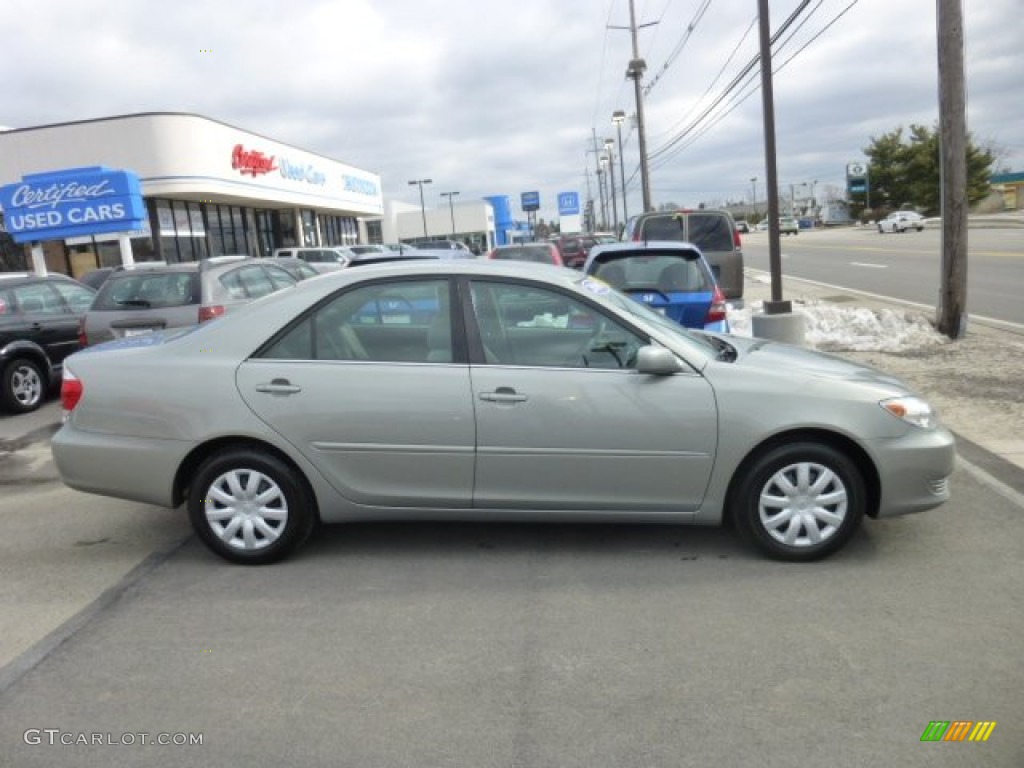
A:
[{"xmin": 720, "ymin": 334, "xmax": 910, "ymax": 391}]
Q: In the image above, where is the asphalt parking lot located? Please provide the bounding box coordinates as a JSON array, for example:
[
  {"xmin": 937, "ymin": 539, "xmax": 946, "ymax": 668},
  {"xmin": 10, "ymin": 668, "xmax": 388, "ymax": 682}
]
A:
[{"xmin": 1, "ymin": 454, "xmax": 1022, "ymax": 766}]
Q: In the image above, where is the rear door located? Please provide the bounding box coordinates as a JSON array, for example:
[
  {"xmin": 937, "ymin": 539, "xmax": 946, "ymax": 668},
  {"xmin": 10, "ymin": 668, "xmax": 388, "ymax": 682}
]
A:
[
  {"xmin": 8, "ymin": 281, "xmax": 80, "ymax": 365},
  {"xmin": 237, "ymin": 277, "xmax": 476, "ymax": 508}
]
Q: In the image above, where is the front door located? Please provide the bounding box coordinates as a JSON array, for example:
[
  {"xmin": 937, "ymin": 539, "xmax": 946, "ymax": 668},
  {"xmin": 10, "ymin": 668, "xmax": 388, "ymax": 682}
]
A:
[{"xmin": 465, "ymin": 279, "xmax": 717, "ymax": 512}]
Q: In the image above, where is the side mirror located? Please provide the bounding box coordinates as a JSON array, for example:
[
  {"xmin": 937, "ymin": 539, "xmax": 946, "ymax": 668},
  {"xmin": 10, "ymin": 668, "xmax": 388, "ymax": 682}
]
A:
[{"xmin": 636, "ymin": 345, "xmax": 682, "ymax": 375}]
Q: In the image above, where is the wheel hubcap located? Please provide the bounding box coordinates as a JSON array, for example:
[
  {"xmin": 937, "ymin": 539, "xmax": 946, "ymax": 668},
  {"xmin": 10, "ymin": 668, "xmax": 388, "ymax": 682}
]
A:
[
  {"xmin": 758, "ymin": 461, "xmax": 848, "ymax": 548},
  {"xmin": 204, "ymin": 469, "xmax": 288, "ymax": 551},
  {"xmin": 11, "ymin": 365, "xmax": 42, "ymax": 406}
]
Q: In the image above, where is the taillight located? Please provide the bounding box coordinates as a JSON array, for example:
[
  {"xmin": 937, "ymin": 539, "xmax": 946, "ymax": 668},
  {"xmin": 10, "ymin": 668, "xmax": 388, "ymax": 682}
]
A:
[
  {"xmin": 77, "ymin": 316, "xmax": 88, "ymax": 347},
  {"xmin": 61, "ymin": 368, "xmax": 84, "ymax": 414},
  {"xmin": 706, "ymin": 285, "xmax": 727, "ymax": 324},
  {"xmin": 733, "ymin": 228, "xmax": 742, "ymax": 249},
  {"xmin": 198, "ymin": 305, "xmax": 225, "ymax": 323}
]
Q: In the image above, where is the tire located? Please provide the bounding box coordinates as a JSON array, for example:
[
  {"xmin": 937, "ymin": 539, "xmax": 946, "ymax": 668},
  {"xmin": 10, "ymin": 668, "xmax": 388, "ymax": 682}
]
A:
[
  {"xmin": 1, "ymin": 357, "xmax": 46, "ymax": 414},
  {"xmin": 732, "ymin": 442, "xmax": 865, "ymax": 562},
  {"xmin": 187, "ymin": 448, "xmax": 316, "ymax": 565}
]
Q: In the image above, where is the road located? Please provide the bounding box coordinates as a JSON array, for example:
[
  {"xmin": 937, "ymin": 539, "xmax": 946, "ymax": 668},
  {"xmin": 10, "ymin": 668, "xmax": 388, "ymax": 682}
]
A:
[{"xmin": 742, "ymin": 227, "xmax": 1024, "ymax": 326}]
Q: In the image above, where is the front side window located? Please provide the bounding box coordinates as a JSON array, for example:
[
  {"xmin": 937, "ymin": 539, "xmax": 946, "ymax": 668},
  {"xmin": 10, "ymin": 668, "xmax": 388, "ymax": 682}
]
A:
[
  {"xmin": 260, "ymin": 279, "xmax": 452, "ymax": 363},
  {"xmin": 469, "ymin": 281, "xmax": 644, "ymax": 369},
  {"xmin": 52, "ymin": 281, "xmax": 97, "ymax": 313}
]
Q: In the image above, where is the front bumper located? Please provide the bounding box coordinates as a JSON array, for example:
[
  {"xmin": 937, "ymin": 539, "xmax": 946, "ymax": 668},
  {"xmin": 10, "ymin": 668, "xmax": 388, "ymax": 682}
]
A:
[{"xmin": 868, "ymin": 425, "xmax": 957, "ymax": 518}]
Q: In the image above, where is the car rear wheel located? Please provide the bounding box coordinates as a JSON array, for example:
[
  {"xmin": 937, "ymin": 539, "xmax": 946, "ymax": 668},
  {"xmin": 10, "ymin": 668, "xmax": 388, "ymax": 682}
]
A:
[
  {"xmin": 733, "ymin": 442, "xmax": 865, "ymax": 561},
  {"xmin": 1, "ymin": 358, "xmax": 45, "ymax": 414},
  {"xmin": 187, "ymin": 448, "xmax": 316, "ymax": 564}
]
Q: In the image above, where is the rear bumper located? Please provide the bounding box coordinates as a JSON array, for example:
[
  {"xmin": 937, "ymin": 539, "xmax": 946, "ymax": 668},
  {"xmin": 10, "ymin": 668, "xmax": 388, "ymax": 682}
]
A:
[{"xmin": 52, "ymin": 423, "xmax": 193, "ymax": 508}]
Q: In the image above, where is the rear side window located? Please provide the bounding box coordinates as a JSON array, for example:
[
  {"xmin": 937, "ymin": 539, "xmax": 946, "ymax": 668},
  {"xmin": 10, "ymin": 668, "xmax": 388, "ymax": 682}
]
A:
[
  {"xmin": 687, "ymin": 214, "xmax": 734, "ymax": 252},
  {"xmin": 93, "ymin": 272, "xmax": 199, "ymax": 310},
  {"xmin": 11, "ymin": 283, "xmax": 65, "ymax": 314}
]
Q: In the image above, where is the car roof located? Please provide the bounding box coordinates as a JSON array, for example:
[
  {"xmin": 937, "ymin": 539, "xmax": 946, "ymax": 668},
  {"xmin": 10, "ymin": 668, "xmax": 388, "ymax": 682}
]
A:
[
  {"xmin": 0, "ymin": 272, "xmax": 80, "ymax": 282},
  {"xmin": 587, "ymin": 240, "xmax": 703, "ymax": 261}
]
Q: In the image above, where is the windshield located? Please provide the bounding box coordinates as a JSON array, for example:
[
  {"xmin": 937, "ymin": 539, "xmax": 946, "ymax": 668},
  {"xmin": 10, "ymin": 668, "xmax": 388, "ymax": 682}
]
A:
[{"xmin": 574, "ymin": 276, "xmax": 718, "ymax": 357}]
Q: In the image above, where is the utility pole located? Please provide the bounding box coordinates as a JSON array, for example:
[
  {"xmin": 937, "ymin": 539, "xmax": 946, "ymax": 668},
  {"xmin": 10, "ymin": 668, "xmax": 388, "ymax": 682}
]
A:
[
  {"xmin": 749, "ymin": 0, "xmax": 803, "ymax": 347},
  {"xmin": 440, "ymin": 191, "xmax": 459, "ymax": 238},
  {"xmin": 589, "ymin": 132, "xmax": 608, "ymax": 231},
  {"xmin": 936, "ymin": 0, "xmax": 968, "ymax": 339},
  {"xmin": 610, "ymin": 0, "xmax": 656, "ymax": 212},
  {"xmin": 613, "ymin": 110, "xmax": 629, "ymax": 225},
  {"xmin": 605, "ymin": 138, "xmax": 619, "ymax": 234},
  {"xmin": 757, "ymin": 0, "xmax": 786, "ymax": 313},
  {"xmin": 408, "ymin": 178, "xmax": 432, "ymax": 237}
]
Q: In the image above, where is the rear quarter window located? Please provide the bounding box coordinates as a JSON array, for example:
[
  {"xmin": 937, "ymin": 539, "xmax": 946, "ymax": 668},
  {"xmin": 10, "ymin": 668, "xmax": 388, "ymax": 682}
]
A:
[{"xmin": 92, "ymin": 272, "xmax": 199, "ymax": 310}]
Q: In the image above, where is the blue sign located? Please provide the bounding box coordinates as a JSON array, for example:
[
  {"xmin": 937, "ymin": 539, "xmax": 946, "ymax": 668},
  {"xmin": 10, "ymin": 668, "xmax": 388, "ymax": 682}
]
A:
[
  {"xmin": 0, "ymin": 166, "xmax": 147, "ymax": 244},
  {"xmin": 521, "ymin": 191, "xmax": 540, "ymax": 212},
  {"xmin": 557, "ymin": 191, "xmax": 580, "ymax": 216}
]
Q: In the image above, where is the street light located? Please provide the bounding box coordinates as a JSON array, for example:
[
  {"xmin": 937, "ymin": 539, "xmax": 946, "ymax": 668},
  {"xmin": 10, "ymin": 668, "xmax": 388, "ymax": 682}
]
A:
[
  {"xmin": 750, "ymin": 177, "xmax": 757, "ymax": 216},
  {"xmin": 440, "ymin": 191, "xmax": 460, "ymax": 237},
  {"xmin": 612, "ymin": 110, "xmax": 628, "ymax": 224},
  {"xmin": 604, "ymin": 138, "xmax": 619, "ymax": 234},
  {"xmin": 407, "ymin": 178, "xmax": 432, "ymax": 237}
]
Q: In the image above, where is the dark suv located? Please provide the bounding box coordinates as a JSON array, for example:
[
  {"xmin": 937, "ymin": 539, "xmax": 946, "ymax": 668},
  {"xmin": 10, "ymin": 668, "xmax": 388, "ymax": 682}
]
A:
[
  {"xmin": 622, "ymin": 209, "xmax": 744, "ymax": 300},
  {"xmin": 0, "ymin": 273, "xmax": 97, "ymax": 413}
]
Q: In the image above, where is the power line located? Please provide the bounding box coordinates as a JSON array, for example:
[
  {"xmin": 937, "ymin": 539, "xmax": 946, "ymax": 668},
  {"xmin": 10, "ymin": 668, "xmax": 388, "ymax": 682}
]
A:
[
  {"xmin": 649, "ymin": 0, "xmax": 860, "ymax": 172},
  {"xmin": 643, "ymin": 0, "xmax": 714, "ymax": 97}
]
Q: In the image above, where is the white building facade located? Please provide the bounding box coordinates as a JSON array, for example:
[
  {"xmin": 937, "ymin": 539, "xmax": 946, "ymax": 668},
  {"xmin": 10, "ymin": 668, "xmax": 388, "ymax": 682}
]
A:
[{"xmin": 0, "ymin": 112, "xmax": 383, "ymax": 276}]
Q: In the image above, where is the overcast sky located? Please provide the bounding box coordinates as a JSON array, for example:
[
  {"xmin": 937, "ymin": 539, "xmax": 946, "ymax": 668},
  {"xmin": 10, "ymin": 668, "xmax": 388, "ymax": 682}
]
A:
[{"xmin": 2, "ymin": 0, "xmax": 1020, "ymax": 223}]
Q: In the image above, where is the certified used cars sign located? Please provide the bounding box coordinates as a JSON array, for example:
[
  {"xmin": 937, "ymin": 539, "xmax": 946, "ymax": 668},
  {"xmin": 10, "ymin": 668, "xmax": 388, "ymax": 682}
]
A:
[{"xmin": 0, "ymin": 165, "xmax": 147, "ymax": 243}]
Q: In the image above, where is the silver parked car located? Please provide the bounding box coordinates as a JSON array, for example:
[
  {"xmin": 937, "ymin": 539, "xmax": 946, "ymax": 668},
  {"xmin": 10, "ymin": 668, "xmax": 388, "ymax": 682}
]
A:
[
  {"xmin": 53, "ymin": 261, "xmax": 955, "ymax": 565},
  {"xmin": 271, "ymin": 246, "xmax": 353, "ymax": 273},
  {"xmin": 79, "ymin": 257, "xmax": 298, "ymax": 346}
]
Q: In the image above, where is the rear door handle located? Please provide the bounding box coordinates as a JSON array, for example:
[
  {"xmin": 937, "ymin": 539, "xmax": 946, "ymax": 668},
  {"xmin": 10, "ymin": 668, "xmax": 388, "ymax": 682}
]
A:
[
  {"xmin": 479, "ymin": 387, "xmax": 528, "ymax": 403},
  {"xmin": 255, "ymin": 378, "xmax": 302, "ymax": 395}
]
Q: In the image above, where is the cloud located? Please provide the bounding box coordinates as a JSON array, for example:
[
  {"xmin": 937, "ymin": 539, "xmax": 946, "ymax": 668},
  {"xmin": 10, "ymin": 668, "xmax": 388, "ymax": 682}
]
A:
[{"xmin": 1, "ymin": 0, "xmax": 1020, "ymax": 223}]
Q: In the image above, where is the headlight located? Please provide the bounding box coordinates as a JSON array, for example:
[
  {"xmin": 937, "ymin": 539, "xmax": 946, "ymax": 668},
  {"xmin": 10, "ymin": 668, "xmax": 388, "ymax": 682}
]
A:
[{"xmin": 880, "ymin": 396, "xmax": 936, "ymax": 429}]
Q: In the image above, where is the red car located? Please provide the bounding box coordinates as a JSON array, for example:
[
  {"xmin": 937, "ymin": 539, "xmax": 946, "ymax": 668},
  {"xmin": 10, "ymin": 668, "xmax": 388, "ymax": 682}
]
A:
[
  {"xmin": 485, "ymin": 243, "xmax": 564, "ymax": 266},
  {"xmin": 551, "ymin": 235, "xmax": 603, "ymax": 269}
]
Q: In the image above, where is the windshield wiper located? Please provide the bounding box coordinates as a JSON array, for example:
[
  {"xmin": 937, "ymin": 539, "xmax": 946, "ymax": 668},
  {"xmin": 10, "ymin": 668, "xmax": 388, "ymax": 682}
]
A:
[{"xmin": 115, "ymin": 299, "xmax": 152, "ymax": 307}]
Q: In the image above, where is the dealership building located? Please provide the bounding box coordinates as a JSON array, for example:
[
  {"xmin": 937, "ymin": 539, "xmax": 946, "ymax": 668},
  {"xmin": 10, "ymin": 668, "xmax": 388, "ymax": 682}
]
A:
[{"xmin": 0, "ymin": 112, "xmax": 383, "ymax": 276}]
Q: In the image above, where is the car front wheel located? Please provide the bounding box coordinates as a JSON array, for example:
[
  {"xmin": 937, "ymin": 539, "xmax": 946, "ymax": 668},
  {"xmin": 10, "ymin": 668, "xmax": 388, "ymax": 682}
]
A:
[
  {"xmin": 1, "ymin": 357, "xmax": 46, "ymax": 414},
  {"xmin": 732, "ymin": 442, "xmax": 865, "ymax": 561},
  {"xmin": 187, "ymin": 448, "xmax": 316, "ymax": 564}
]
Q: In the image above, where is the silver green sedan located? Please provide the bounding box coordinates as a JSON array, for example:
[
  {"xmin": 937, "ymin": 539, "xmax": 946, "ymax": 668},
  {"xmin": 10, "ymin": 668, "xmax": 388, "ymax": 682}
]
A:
[{"xmin": 52, "ymin": 261, "xmax": 955, "ymax": 565}]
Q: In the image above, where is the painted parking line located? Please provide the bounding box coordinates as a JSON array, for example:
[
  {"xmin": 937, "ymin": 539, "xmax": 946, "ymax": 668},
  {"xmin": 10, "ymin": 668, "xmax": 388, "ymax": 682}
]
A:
[{"xmin": 849, "ymin": 262, "xmax": 887, "ymax": 268}]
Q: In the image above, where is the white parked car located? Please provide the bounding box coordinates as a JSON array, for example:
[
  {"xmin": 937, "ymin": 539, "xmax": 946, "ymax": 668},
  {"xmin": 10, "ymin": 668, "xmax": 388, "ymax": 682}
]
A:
[{"xmin": 877, "ymin": 211, "xmax": 925, "ymax": 234}]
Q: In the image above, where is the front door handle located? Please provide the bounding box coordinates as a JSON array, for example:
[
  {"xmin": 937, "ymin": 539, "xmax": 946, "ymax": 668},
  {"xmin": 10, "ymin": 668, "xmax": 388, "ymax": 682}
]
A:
[
  {"xmin": 479, "ymin": 387, "xmax": 528, "ymax": 403},
  {"xmin": 255, "ymin": 378, "xmax": 302, "ymax": 395}
]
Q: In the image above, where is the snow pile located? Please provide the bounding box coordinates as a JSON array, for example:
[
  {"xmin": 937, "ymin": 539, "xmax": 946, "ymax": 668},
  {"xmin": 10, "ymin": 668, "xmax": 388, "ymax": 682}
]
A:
[{"xmin": 727, "ymin": 300, "xmax": 950, "ymax": 353}]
